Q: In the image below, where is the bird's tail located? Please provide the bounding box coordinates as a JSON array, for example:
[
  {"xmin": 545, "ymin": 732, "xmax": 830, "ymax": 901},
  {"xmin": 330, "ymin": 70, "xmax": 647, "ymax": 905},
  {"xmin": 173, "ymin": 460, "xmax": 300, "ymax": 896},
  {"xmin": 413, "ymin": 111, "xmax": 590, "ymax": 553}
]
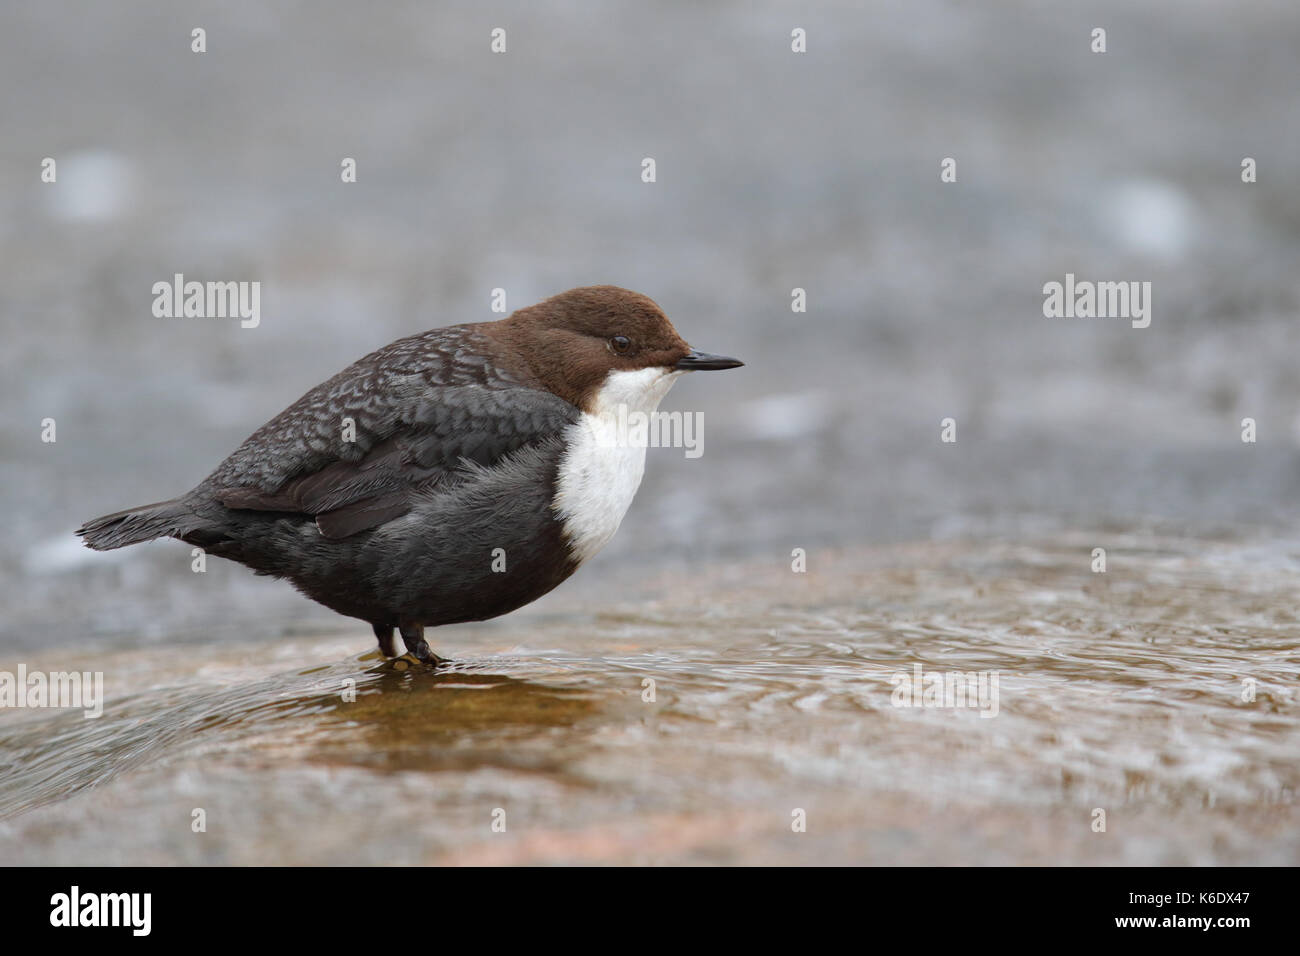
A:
[{"xmin": 77, "ymin": 498, "xmax": 198, "ymax": 551}]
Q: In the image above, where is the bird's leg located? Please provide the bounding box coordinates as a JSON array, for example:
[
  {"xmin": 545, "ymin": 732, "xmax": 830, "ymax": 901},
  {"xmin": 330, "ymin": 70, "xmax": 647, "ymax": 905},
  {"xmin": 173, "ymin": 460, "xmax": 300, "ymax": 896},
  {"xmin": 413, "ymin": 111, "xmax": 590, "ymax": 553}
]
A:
[
  {"xmin": 372, "ymin": 622, "xmax": 397, "ymax": 658},
  {"xmin": 399, "ymin": 623, "xmax": 451, "ymax": 666}
]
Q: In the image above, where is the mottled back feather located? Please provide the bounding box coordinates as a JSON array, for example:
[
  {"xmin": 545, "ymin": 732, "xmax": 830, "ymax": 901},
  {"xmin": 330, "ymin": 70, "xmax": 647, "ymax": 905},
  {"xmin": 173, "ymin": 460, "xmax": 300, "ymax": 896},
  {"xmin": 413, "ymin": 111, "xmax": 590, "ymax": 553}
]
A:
[{"xmin": 201, "ymin": 324, "xmax": 579, "ymax": 538}]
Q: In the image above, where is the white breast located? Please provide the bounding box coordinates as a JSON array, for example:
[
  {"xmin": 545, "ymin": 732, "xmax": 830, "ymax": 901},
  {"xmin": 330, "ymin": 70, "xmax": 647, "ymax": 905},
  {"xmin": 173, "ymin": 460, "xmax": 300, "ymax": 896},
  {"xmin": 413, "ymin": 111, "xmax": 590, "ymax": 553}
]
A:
[{"xmin": 553, "ymin": 366, "xmax": 683, "ymax": 564}]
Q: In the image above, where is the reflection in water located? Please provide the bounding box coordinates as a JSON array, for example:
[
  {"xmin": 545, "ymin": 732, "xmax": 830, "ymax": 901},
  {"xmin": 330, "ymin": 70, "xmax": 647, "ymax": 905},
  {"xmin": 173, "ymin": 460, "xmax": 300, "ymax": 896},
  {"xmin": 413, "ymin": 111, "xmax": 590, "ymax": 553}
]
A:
[
  {"xmin": 312, "ymin": 664, "xmax": 605, "ymax": 776},
  {"xmin": 1, "ymin": 536, "xmax": 1298, "ymax": 864},
  {"xmin": 0, "ymin": 658, "xmax": 603, "ymax": 818}
]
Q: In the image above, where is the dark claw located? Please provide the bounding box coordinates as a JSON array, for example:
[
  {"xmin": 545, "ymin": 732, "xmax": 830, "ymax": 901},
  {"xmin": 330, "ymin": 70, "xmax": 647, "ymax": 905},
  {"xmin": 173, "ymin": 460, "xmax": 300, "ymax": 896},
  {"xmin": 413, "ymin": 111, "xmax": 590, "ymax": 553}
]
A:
[{"xmin": 399, "ymin": 623, "xmax": 451, "ymax": 667}]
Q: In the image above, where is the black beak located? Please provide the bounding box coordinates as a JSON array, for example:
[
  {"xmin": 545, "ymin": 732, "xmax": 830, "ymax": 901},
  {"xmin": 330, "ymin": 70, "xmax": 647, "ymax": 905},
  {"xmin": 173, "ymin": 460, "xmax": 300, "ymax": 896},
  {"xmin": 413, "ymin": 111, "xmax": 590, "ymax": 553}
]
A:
[{"xmin": 675, "ymin": 349, "xmax": 744, "ymax": 371}]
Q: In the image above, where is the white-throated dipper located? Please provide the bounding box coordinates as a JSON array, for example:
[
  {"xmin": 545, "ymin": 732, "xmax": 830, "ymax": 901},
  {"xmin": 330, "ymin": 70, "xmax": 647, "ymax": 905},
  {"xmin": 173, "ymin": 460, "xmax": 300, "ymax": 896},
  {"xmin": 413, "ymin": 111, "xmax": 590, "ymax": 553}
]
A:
[{"xmin": 78, "ymin": 286, "xmax": 743, "ymax": 664}]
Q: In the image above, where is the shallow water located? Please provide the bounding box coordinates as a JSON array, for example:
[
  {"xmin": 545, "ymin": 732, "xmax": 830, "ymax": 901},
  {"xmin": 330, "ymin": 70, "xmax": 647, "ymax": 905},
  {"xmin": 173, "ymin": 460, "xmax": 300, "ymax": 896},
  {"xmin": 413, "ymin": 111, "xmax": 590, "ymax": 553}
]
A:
[
  {"xmin": 3, "ymin": 533, "xmax": 1296, "ymax": 865},
  {"xmin": 3, "ymin": 0, "xmax": 1300, "ymax": 865}
]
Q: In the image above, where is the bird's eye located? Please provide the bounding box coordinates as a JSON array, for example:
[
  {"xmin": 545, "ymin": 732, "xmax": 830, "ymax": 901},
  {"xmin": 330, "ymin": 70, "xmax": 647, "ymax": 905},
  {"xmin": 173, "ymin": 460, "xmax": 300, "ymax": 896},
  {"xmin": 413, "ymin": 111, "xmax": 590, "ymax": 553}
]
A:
[{"xmin": 609, "ymin": 335, "xmax": 632, "ymax": 355}]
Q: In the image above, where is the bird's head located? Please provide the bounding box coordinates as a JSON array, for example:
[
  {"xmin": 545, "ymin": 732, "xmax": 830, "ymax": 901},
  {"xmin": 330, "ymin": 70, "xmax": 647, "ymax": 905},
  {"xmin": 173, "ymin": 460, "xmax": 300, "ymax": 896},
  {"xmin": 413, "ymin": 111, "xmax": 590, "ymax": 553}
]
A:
[{"xmin": 489, "ymin": 285, "xmax": 743, "ymax": 412}]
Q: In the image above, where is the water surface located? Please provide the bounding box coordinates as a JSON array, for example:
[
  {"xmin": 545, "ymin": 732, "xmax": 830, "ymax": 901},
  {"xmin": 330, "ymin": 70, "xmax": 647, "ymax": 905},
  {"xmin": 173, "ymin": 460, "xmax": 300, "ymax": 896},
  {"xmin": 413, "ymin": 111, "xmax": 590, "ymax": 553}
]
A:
[{"xmin": 4, "ymin": 534, "xmax": 1296, "ymax": 865}]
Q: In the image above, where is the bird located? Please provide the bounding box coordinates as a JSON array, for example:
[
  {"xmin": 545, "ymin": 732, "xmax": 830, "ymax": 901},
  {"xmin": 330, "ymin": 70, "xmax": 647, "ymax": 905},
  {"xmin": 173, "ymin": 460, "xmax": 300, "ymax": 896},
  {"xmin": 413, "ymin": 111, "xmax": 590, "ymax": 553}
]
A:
[{"xmin": 78, "ymin": 286, "xmax": 743, "ymax": 665}]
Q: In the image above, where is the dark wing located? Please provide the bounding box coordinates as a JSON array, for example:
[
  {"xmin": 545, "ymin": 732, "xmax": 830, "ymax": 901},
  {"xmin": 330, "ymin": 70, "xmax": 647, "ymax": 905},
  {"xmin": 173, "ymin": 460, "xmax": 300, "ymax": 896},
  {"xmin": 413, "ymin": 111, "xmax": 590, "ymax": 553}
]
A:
[{"xmin": 200, "ymin": 325, "xmax": 577, "ymax": 538}]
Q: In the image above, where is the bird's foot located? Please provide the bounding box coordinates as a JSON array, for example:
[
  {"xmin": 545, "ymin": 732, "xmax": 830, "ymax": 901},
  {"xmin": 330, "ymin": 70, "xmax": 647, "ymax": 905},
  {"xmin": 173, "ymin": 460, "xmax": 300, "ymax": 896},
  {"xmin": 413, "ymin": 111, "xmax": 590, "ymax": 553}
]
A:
[
  {"xmin": 389, "ymin": 651, "xmax": 452, "ymax": 671},
  {"xmin": 398, "ymin": 624, "xmax": 452, "ymax": 667},
  {"xmin": 371, "ymin": 622, "xmax": 398, "ymax": 658}
]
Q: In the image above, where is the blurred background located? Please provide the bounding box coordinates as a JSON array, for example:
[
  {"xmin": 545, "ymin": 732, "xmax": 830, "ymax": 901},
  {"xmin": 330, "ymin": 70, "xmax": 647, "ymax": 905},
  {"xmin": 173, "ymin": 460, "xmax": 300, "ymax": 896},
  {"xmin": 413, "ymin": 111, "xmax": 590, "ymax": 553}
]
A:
[{"xmin": 2, "ymin": 1, "xmax": 1298, "ymax": 865}]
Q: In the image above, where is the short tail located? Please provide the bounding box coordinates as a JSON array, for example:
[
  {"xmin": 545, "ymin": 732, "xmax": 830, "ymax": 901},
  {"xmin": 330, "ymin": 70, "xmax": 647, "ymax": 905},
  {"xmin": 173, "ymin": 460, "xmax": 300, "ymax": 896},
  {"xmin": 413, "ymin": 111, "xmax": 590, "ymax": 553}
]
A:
[{"xmin": 77, "ymin": 498, "xmax": 198, "ymax": 551}]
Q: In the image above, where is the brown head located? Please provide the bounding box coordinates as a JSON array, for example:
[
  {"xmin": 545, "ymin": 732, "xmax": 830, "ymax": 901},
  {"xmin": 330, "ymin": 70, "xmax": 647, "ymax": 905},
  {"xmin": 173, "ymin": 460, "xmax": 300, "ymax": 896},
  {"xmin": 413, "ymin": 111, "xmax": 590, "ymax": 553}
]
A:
[{"xmin": 483, "ymin": 285, "xmax": 743, "ymax": 410}]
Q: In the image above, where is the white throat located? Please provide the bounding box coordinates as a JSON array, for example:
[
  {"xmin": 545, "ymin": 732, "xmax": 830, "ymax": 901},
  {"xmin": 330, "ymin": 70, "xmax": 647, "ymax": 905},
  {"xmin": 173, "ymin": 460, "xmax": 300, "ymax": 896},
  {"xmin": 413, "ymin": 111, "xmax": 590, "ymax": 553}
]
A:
[{"xmin": 553, "ymin": 366, "xmax": 683, "ymax": 564}]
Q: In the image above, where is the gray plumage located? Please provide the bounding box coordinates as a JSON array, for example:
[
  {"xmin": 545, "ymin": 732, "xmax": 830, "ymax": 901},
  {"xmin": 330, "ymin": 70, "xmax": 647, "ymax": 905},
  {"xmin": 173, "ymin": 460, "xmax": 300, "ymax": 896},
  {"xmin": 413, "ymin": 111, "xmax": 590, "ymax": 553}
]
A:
[{"xmin": 80, "ymin": 324, "xmax": 581, "ymax": 631}]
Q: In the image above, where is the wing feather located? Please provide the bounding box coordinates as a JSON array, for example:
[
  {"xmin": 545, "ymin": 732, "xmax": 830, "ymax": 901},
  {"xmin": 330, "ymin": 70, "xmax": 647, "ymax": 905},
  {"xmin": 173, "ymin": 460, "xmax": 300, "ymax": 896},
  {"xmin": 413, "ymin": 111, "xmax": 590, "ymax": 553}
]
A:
[{"xmin": 200, "ymin": 325, "xmax": 576, "ymax": 537}]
